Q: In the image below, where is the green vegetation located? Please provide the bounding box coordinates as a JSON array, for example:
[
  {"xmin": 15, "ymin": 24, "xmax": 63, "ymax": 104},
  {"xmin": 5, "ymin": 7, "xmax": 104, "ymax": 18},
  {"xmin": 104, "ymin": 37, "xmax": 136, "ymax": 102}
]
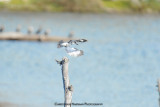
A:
[
  {"xmin": 103, "ymin": 1, "xmax": 131, "ymax": 10},
  {"xmin": 0, "ymin": 0, "xmax": 64, "ymax": 12},
  {"xmin": 0, "ymin": 0, "xmax": 160, "ymax": 13},
  {"xmin": 103, "ymin": 0, "xmax": 160, "ymax": 13},
  {"xmin": 53, "ymin": 0, "xmax": 103, "ymax": 12}
]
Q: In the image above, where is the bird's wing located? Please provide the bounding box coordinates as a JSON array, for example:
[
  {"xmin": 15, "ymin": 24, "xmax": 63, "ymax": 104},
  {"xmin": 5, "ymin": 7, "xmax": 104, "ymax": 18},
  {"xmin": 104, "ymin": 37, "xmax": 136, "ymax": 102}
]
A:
[
  {"xmin": 82, "ymin": 39, "xmax": 87, "ymax": 42},
  {"xmin": 68, "ymin": 40, "xmax": 79, "ymax": 45},
  {"xmin": 68, "ymin": 40, "xmax": 72, "ymax": 44},
  {"xmin": 75, "ymin": 39, "xmax": 88, "ymax": 43}
]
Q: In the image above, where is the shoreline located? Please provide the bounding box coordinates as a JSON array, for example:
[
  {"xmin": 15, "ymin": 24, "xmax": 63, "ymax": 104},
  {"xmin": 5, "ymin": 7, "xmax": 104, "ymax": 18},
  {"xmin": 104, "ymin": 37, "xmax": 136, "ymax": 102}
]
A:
[
  {"xmin": 0, "ymin": 10, "xmax": 160, "ymax": 15},
  {"xmin": 1, "ymin": 0, "xmax": 160, "ymax": 14}
]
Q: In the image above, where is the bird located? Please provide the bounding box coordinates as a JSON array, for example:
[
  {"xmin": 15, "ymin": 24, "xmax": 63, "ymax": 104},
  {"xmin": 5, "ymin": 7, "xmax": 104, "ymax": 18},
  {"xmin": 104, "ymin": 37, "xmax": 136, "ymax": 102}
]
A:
[
  {"xmin": 68, "ymin": 31, "xmax": 74, "ymax": 38},
  {"xmin": 57, "ymin": 39, "xmax": 87, "ymax": 57},
  {"xmin": 16, "ymin": 25, "xmax": 21, "ymax": 32},
  {"xmin": 57, "ymin": 40, "xmax": 70, "ymax": 48},
  {"xmin": 0, "ymin": 25, "xmax": 4, "ymax": 33},
  {"xmin": 44, "ymin": 29, "xmax": 50, "ymax": 36},
  {"xmin": 36, "ymin": 26, "xmax": 42, "ymax": 35},
  {"xmin": 28, "ymin": 26, "xmax": 34, "ymax": 35}
]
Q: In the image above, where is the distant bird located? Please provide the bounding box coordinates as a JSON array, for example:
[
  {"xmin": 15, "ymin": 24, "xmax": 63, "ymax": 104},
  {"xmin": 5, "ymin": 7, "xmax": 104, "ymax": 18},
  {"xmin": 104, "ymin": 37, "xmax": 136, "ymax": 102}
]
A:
[
  {"xmin": 44, "ymin": 29, "xmax": 51, "ymax": 36},
  {"xmin": 36, "ymin": 26, "xmax": 42, "ymax": 35},
  {"xmin": 28, "ymin": 26, "xmax": 34, "ymax": 35},
  {"xmin": 57, "ymin": 39, "xmax": 87, "ymax": 57},
  {"xmin": 68, "ymin": 31, "xmax": 74, "ymax": 38},
  {"xmin": 0, "ymin": 25, "xmax": 4, "ymax": 32},
  {"xmin": 16, "ymin": 25, "xmax": 21, "ymax": 32}
]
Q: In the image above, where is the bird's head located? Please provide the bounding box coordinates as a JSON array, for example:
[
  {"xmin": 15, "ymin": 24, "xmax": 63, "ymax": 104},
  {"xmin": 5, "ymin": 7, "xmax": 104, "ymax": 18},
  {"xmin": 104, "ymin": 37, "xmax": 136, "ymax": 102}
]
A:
[{"xmin": 62, "ymin": 42, "xmax": 69, "ymax": 47}]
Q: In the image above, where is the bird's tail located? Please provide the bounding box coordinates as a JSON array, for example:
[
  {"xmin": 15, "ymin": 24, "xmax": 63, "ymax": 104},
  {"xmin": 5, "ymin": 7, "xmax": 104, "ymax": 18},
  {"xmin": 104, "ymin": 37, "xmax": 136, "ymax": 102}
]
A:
[
  {"xmin": 79, "ymin": 50, "xmax": 84, "ymax": 56},
  {"xmin": 68, "ymin": 40, "xmax": 72, "ymax": 44}
]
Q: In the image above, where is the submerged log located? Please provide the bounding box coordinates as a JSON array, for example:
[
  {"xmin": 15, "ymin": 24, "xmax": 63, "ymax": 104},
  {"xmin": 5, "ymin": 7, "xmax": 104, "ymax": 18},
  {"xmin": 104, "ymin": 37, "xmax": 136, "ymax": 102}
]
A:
[{"xmin": 0, "ymin": 32, "xmax": 74, "ymax": 42}]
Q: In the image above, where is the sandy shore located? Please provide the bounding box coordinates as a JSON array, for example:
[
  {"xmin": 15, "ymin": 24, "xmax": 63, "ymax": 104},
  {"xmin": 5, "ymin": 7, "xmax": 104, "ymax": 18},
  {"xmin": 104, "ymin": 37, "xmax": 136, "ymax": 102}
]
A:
[{"xmin": 0, "ymin": 102, "xmax": 18, "ymax": 107}]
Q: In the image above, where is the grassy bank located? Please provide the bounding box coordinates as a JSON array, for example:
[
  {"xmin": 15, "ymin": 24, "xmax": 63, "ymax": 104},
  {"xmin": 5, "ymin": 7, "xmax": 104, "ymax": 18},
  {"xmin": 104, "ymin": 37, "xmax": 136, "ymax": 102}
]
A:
[
  {"xmin": 103, "ymin": 0, "xmax": 160, "ymax": 13},
  {"xmin": 0, "ymin": 0, "xmax": 64, "ymax": 12},
  {"xmin": 0, "ymin": 0, "xmax": 103, "ymax": 12},
  {"xmin": 0, "ymin": 0, "xmax": 160, "ymax": 13}
]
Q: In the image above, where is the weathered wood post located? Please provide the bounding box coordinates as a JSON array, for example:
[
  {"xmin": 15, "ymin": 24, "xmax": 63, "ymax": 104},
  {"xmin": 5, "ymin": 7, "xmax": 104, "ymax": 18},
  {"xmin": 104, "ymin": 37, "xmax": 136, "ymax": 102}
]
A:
[
  {"xmin": 157, "ymin": 79, "xmax": 160, "ymax": 107},
  {"xmin": 56, "ymin": 57, "xmax": 73, "ymax": 107}
]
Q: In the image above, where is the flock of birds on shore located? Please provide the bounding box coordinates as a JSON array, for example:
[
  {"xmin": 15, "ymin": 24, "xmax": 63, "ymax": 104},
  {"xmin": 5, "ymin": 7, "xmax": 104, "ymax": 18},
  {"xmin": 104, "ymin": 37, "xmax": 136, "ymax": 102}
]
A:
[
  {"xmin": 0, "ymin": 25, "xmax": 74, "ymax": 38},
  {"xmin": 0, "ymin": 25, "xmax": 87, "ymax": 57}
]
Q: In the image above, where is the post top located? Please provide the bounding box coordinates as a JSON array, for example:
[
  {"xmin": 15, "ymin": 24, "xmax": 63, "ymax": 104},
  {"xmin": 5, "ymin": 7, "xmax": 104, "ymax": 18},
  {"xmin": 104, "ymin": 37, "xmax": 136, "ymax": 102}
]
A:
[{"xmin": 63, "ymin": 57, "xmax": 69, "ymax": 63}]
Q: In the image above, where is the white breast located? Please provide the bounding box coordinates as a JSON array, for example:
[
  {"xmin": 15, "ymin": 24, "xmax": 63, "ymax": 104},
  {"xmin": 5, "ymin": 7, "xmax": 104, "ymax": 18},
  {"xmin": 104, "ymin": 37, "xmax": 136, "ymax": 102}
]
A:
[{"xmin": 65, "ymin": 47, "xmax": 83, "ymax": 57}]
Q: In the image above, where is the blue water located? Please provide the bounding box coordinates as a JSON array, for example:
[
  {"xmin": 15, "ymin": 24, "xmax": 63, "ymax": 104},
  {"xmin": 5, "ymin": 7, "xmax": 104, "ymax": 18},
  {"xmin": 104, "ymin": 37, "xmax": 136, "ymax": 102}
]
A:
[{"xmin": 0, "ymin": 12, "xmax": 160, "ymax": 107}]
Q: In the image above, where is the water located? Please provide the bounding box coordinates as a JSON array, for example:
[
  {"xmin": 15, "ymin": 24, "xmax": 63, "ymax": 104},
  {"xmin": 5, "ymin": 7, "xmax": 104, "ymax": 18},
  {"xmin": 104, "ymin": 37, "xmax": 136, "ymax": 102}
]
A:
[{"xmin": 0, "ymin": 12, "xmax": 160, "ymax": 107}]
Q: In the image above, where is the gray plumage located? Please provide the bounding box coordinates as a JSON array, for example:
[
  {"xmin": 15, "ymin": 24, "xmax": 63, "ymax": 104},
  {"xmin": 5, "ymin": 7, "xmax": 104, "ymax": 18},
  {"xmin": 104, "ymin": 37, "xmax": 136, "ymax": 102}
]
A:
[
  {"xmin": 28, "ymin": 26, "xmax": 34, "ymax": 35},
  {"xmin": 68, "ymin": 40, "xmax": 78, "ymax": 45},
  {"xmin": 58, "ymin": 39, "xmax": 87, "ymax": 48},
  {"xmin": 68, "ymin": 39, "xmax": 88, "ymax": 45},
  {"xmin": 68, "ymin": 31, "xmax": 74, "ymax": 38},
  {"xmin": 44, "ymin": 29, "xmax": 50, "ymax": 36},
  {"xmin": 0, "ymin": 25, "xmax": 4, "ymax": 32},
  {"xmin": 16, "ymin": 25, "xmax": 21, "ymax": 32},
  {"xmin": 57, "ymin": 40, "xmax": 69, "ymax": 48},
  {"xmin": 36, "ymin": 26, "xmax": 42, "ymax": 35}
]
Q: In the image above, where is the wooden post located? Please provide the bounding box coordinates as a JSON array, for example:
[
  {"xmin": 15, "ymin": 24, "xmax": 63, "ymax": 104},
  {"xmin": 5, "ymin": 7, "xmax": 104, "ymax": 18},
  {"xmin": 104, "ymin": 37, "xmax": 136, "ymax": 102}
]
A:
[
  {"xmin": 157, "ymin": 79, "xmax": 160, "ymax": 107},
  {"xmin": 56, "ymin": 57, "xmax": 73, "ymax": 107}
]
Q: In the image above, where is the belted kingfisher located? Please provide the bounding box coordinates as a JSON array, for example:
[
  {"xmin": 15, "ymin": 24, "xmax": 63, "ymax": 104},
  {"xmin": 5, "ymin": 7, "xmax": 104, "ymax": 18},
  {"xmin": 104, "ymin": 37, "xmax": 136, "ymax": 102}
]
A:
[{"xmin": 57, "ymin": 39, "xmax": 87, "ymax": 57}]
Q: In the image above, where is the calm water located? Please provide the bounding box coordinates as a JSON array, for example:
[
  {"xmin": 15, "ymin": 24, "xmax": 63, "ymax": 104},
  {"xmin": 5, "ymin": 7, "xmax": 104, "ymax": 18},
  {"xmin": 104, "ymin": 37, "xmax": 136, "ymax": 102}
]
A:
[{"xmin": 0, "ymin": 12, "xmax": 160, "ymax": 107}]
